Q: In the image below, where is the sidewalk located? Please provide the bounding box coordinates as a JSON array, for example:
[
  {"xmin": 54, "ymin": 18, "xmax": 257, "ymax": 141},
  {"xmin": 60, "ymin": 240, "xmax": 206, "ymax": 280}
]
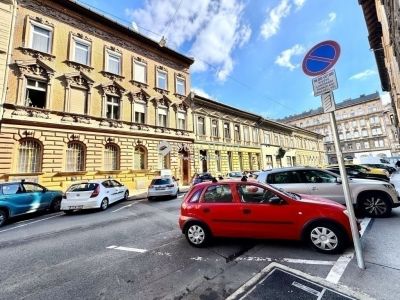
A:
[
  {"xmin": 336, "ymin": 172, "xmax": 400, "ymax": 299},
  {"xmin": 128, "ymin": 185, "xmax": 190, "ymax": 200}
]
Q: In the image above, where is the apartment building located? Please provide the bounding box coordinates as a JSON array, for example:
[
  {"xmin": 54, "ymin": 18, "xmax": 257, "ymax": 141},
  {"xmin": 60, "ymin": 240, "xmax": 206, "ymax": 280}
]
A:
[
  {"xmin": 279, "ymin": 93, "xmax": 399, "ymax": 164},
  {"xmin": 0, "ymin": 0, "xmax": 195, "ymax": 189},
  {"xmin": 192, "ymin": 94, "xmax": 325, "ymax": 175}
]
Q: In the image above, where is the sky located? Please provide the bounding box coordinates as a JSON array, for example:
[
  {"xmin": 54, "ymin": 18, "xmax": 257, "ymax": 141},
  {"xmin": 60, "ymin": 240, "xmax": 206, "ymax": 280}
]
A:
[{"xmin": 77, "ymin": 0, "xmax": 387, "ymax": 119}]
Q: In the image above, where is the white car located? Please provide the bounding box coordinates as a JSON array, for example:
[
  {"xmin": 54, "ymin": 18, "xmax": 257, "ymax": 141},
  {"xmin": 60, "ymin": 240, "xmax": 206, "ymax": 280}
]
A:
[
  {"xmin": 148, "ymin": 176, "xmax": 179, "ymax": 200},
  {"xmin": 61, "ymin": 179, "xmax": 129, "ymax": 213}
]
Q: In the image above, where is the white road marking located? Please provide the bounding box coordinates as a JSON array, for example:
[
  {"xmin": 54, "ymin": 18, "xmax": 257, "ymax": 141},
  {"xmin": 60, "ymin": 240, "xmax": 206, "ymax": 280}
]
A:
[
  {"xmin": 326, "ymin": 217, "xmax": 371, "ymax": 284},
  {"xmin": 236, "ymin": 256, "xmax": 335, "ymax": 265},
  {"xmin": 106, "ymin": 245, "xmax": 147, "ymax": 253},
  {"xmin": 0, "ymin": 213, "xmax": 63, "ymax": 234},
  {"xmin": 292, "ymin": 281, "xmax": 320, "ymax": 296}
]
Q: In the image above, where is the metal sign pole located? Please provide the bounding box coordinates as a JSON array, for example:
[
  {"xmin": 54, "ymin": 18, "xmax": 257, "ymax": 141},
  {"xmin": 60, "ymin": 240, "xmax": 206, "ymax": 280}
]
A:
[{"xmin": 329, "ymin": 108, "xmax": 365, "ymax": 269}]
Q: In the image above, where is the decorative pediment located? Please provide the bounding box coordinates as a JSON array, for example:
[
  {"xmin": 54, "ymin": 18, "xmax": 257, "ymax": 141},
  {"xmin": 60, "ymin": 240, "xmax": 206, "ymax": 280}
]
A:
[
  {"xmin": 100, "ymin": 81, "xmax": 126, "ymax": 97},
  {"xmin": 172, "ymin": 101, "xmax": 189, "ymax": 111},
  {"xmin": 64, "ymin": 71, "xmax": 94, "ymax": 89},
  {"xmin": 16, "ymin": 59, "xmax": 55, "ymax": 78},
  {"xmin": 152, "ymin": 95, "xmax": 172, "ymax": 107},
  {"xmin": 128, "ymin": 88, "xmax": 150, "ymax": 102}
]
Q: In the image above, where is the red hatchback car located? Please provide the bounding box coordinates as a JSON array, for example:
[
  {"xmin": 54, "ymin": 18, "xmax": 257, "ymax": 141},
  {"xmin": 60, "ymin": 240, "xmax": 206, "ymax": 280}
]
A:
[{"xmin": 179, "ymin": 179, "xmax": 356, "ymax": 254}]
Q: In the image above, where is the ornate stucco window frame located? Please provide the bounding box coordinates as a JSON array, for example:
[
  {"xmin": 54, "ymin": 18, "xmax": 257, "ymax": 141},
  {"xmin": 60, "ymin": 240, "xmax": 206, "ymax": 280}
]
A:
[
  {"xmin": 100, "ymin": 81, "xmax": 126, "ymax": 123},
  {"xmin": 128, "ymin": 89, "xmax": 150, "ymax": 129},
  {"xmin": 102, "ymin": 46, "xmax": 124, "ymax": 80},
  {"xmin": 174, "ymin": 72, "xmax": 186, "ymax": 98},
  {"xmin": 66, "ymin": 32, "xmax": 94, "ymax": 72},
  {"xmin": 15, "ymin": 59, "xmax": 55, "ymax": 110},
  {"xmin": 131, "ymin": 56, "xmax": 148, "ymax": 88},
  {"xmin": 155, "ymin": 65, "xmax": 169, "ymax": 94}
]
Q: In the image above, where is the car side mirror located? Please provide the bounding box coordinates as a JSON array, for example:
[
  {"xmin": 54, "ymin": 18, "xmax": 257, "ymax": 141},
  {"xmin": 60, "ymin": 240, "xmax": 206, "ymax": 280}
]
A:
[
  {"xmin": 268, "ymin": 196, "xmax": 282, "ymax": 205},
  {"xmin": 336, "ymin": 177, "xmax": 342, "ymax": 184}
]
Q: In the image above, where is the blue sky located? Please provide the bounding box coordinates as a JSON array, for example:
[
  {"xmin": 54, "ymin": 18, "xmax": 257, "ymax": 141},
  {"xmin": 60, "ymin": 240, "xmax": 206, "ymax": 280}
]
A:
[{"xmin": 77, "ymin": 0, "xmax": 384, "ymax": 119}]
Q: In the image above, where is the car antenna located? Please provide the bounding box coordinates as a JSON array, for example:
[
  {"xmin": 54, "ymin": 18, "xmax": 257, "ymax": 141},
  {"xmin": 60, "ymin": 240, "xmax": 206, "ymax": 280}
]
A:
[
  {"xmin": 241, "ymin": 176, "xmax": 247, "ymax": 182},
  {"xmin": 211, "ymin": 177, "xmax": 218, "ymax": 183}
]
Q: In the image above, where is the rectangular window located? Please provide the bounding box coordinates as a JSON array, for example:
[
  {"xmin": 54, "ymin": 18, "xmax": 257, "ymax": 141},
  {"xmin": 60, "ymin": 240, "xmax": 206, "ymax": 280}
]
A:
[
  {"xmin": 234, "ymin": 125, "xmax": 240, "ymax": 141},
  {"xmin": 364, "ymin": 141, "xmax": 369, "ymax": 149},
  {"xmin": 244, "ymin": 126, "xmax": 250, "ymax": 142},
  {"xmin": 356, "ymin": 143, "xmax": 361, "ymax": 150},
  {"xmin": 134, "ymin": 102, "xmax": 146, "ymax": 124},
  {"xmin": 157, "ymin": 70, "xmax": 167, "ymax": 90},
  {"xmin": 177, "ymin": 111, "xmax": 186, "ymax": 130},
  {"xmin": 134, "ymin": 61, "xmax": 147, "ymax": 83},
  {"xmin": 227, "ymin": 151, "xmax": 233, "ymax": 171},
  {"xmin": 203, "ymin": 185, "xmax": 232, "ymax": 203},
  {"xmin": 198, "ymin": 117, "xmax": 205, "ymax": 135},
  {"xmin": 158, "ymin": 107, "xmax": 168, "ymax": 127},
  {"xmin": 362, "ymin": 129, "xmax": 368, "ymax": 137},
  {"xmin": 253, "ymin": 128, "xmax": 258, "ymax": 144},
  {"xmin": 211, "ymin": 120, "xmax": 218, "ymax": 137},
  {"xmin": 215, "ymin": 151, "xmax": 221, "ymax": 172},
  {"xmin": 224, "ymin": 123, "xmax": 230, "ymax": 139},
  {"xmin": 107, "ymin": 52, "xmax": 121, "ymax": 75},
  {"xmin": 70, "ymin": 88, "xmax": 87, "ymax": 115},
  {"xmin": 287, "ymin": 156, "xmax": 292, "ymax": 167},
  {"xmin": 25, "ymin": 79, "xmax": 47, "ymax": 108},
  {"xmin": 238, "ymin": 152, "xmax": 243, "ymax": 171},
  {"xmin": 74, "ymin": 40, "xmax": 90, "ymax": 65},
  {"xmin": 106, "ymin": 95, "xmax": 120, "ymax": 119},
  {"xmin": 31, "ymin": 24, "xmax": 51, "ymax": 53},
  {"xmin": 264, "ymin": 133, "xmax": 271, "ymax": 144},
  {"xmin": 176, "ymin": 77, "xmax": 185, "ymax": 95},
  {"xmin": 265, "ymin": 155, "xmax": 273, "ymax": 169}
]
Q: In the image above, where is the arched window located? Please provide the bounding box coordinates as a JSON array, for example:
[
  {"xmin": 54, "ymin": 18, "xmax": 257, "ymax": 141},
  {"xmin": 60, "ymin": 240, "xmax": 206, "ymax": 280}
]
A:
[
  {"xmin": 104, "ymin": 143, "xmax": 120, "ymax": 171},
  {"xmin": 158, "ymin": 153, "xmax": 170, "ymax": 170},
  {"xmin": 18, "ymin": 139, "xmax": 42, "ymax": 173},
  {"xmin": 134, "ymin": 146, "xmax": 147, "ymax": 170},
  {"xmin": 66, "ymin": 142, "xmax": 85, "ymax": 172}
]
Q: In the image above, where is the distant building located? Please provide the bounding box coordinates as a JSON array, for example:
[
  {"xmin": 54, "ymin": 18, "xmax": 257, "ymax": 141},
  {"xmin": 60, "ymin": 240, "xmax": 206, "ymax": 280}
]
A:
[
  {"xmin": 191, "ymin": 94, "xmax": 325, "ymax": 175},
  {"xmin": 278, "ymin": 93, "xmax": 399, "ymax": 164},
  {"xmin": 359, "ymin": 0, "xmax": 400, "ymax": 125}
]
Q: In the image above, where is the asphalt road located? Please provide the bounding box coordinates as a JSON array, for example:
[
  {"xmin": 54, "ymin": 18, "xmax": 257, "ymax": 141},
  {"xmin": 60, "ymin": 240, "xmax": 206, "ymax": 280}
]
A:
[{"xmin": 0, "ymin": 192, "xmax": 358, "ymax": 300}]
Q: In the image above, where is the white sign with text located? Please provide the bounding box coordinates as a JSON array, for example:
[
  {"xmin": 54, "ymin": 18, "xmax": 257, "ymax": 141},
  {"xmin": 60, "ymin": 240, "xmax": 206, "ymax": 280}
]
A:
[{"xmin": 312, "ymin": 69, "xmax": 338, "ymax": 97}]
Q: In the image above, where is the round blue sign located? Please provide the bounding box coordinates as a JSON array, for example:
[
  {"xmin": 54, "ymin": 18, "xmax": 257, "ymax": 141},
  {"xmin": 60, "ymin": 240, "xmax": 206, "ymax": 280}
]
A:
[{"xmin": 302, "ymin": 40, "xmax": 340, "ymax": 76}]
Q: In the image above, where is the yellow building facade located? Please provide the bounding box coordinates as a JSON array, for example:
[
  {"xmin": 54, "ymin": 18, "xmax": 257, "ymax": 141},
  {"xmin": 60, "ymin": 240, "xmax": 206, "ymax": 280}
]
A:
[{"xmin": 0, "ymin": 0, "xmax": 195, "ymax": 190}]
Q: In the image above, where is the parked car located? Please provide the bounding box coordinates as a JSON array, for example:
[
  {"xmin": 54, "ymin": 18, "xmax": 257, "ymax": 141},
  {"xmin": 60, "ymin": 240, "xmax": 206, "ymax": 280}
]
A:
[
  {"xmin": 353, "ymin": 156, "xmax": 395, "ymax": 169},
  {"xmin": 148, "ymin": 176, "xmax": 179, "ymax": 200},
  {"xmin": 0, "ymin": 181, "xmax": 63, "ymax": 227},
  {"xmin": 361, "ymin": 163, "xmax": 396, "ymax": 174},
  {"xmin": 61, "ymin": 179, "xmax": 129, "ymax": 213},
  {"xmin": 179, "ymin": 179, "xmax": 356, "ymax": 254},
  {"xmin": 226, "ymin": 171, "xmax": 243, "ymax": 179},
  {"xmin": 256, "ymin": 167, "xmax": 400, "ymax": 217},
  {"xmin": 325, "ymin": 164, "xmax": 389, "ymax": 182},
  {"xmin": 191, "ymin": 172, "xmax": 214, "ymax": 186}
]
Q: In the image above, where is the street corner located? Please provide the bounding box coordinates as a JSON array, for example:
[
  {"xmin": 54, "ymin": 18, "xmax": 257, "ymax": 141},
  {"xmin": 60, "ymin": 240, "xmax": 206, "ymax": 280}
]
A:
[{"xmin": 226, "ymin": 263, "xmax": 374, "ymax": 300}]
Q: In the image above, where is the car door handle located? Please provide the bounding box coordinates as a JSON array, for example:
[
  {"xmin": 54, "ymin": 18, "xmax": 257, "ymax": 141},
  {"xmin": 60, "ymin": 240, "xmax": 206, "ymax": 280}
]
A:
[
  {"xmin": 203, "ymin": 208, "xmax": 210, "ymax": 213},
  {"xmin": 312, "ymin": 187, "xmax": 318, "ymax": 191},
  {"xmin": 243, "ymin": 208, "xmax": 251, "ymax": 214}
]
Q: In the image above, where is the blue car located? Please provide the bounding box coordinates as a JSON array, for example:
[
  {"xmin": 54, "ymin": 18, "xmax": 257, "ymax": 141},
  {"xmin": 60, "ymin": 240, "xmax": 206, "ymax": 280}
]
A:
[{"xmin": 0, "ymin": 181, "xmax": 63, "ymax": 227}]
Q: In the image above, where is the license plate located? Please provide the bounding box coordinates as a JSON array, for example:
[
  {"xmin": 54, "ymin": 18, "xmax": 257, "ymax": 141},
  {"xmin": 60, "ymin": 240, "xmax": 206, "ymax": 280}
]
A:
[
  {"xmin": 155, "ymin": 187, "xmax": 165, "ymax": 190},
  {"xmin": 69, "ymin": 206, "xmax": 83, "ymax": 209}
]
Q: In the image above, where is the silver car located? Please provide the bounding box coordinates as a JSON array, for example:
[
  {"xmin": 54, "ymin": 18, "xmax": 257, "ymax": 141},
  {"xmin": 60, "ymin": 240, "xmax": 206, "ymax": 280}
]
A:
[{"xmin": 257, "ymin": 167, "xmax": 400, "ymax": 217}]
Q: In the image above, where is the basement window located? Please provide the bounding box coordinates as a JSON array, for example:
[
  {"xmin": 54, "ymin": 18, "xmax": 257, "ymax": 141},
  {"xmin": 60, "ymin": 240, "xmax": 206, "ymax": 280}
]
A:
[{"xmin": 25, "ymin": 79, "xmax": 47, "ymax": 108}]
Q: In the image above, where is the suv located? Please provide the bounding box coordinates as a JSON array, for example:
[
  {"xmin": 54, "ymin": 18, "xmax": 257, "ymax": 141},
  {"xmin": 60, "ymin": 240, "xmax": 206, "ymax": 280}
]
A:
[
  {"xmin": 257, "ymin": 167, "xmax": 400, "ymax": 218},
  {"xmin": 179, "ymin": 179, "xmax": 355, "ymax": 254},
  {"xmin": 0, "ymin": 181, "xmax": 63, "ymax": 227}
]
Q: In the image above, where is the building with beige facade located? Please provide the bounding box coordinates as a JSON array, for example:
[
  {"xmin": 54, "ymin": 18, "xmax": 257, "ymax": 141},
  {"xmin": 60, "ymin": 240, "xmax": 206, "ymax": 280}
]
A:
[
  {"xmin": 0, "ymin": 0, "xmax": 195, "ymax": 190},
  {"xmin": 359, "ymin": 0, "xmax": 400, "ymax": 125},
  {"xmin": 192, "ymin": 94, "xmax": 325, "ymax": 176},
  {"xmin": 279, "ymin": 92, "xmax": 399, "ymax": 164}
]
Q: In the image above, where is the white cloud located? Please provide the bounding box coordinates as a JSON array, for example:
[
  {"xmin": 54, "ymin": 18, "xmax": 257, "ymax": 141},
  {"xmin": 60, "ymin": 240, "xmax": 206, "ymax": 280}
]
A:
[
  {"xmin": 191, "ymin": 87, "xmax": 212, "ymax": 99},
  {"xmin": 319, "ymin": 12, "xmax": 337, "ymax": 32},
  {"xmin": 293, "ymin": 0, "xmax": 306, "ymax": 10},
  {"xmin": 275, "ymin": 44, "xmax": 306, "ymax": 70},
  {"xmin": 260, "ymin": 0, "xmax": 292, "ymax": 40},
  {"xmin": 349, "ymin": 69, "xmax": 378, "ymax": 80},
  {"xmin": 126, "ymin": 0, "xmax": 251, "ymax": 82},
  {"xmin": 381, "ymin": 92, "xmax": 391, "ymax": 104}
]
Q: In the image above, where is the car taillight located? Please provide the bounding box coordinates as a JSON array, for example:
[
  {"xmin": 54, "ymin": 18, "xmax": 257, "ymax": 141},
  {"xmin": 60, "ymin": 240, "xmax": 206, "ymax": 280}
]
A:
[
  {"xmin": 90, "ymin": 186, "xmax": 100, "ymax": 198},
  {"xmin": 167, "ymin": 184, "xmax": 174, "ymax": 188}
]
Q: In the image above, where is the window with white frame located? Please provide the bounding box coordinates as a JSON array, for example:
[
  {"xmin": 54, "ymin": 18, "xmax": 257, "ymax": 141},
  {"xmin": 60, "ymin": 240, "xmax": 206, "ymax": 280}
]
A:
[
  {"xmin": 364, "ymin": 141, "xmax": 370, "ymax": 149},
  {"xmin": 156, "ymin": 70, "xmax": 167, "ymax": 90},
  {"xmin": 243, "ymin": 126, "xmax": 250, "ymax": 142},
  {"xmin": 362, "ymin": 129, "xmax": 368, "ymax": 137},
  {"xmin": 158, "ymin": 107, "xmax": 168, "ymax": 127},
  {"xmin": 134, "ymin": 102, "xmax": 146, "ymax": 124},
  {"xmin": 25, "ymin": 79, "xmax": 47, "ymax": 108},
  {"xmin": 177, "ymin": 111, "xmax": 186, "ymax": 130},
  {"xmin": 356, "ymin": 143, "xmax": 361, "ymax": 150},
  {"xmin": 134, "ymin": 61, "xmax": 147, "ymax": 83},
  {"xmin": 66, "ymin": 142, "xmax": 85, "ymax": 172},
  {"xmin": 253, "ymin": 128, "xmax": 258, "ymax": 144},
  {"xmin": 264, "ymin": 133, "xmax": 271, "ymax": 144},
  {"xmin": 18, "ymin": 140, "xmax": 42, "ymax": 173},
  {"xmin": 224, "ymin": 123, "xmax": 230, "ymax": 139},
  {"xmin": 211, "ymin": 120, "xmax": 218, "ymax": 137},
  {"xmin": 215, "ymin": 151, "xmax": 221, "ymax": 172},
  {"xmin": 106, "ymin": 95, "xmax": 120, "ymax": 119},
  {"xmin": 234, "ymin": 125, "xmax": 240, "ymax": 141},
  {"xmin": 72, "ymin": 38, "xmax": 91, "ymax": 65},
  {"xmin": 104, "ymin": 144, "xmax": 119, "ymax": 171},
  {"xmin": 30, "ymin": 22, "xmax": 52, "ymax": 53},
  {"xmin": 106, "ymin": 51, "xmax": 121, "ymax": 75},
  {"xmin": 176, "ymin": 77, "xmax": 185, "ymax": 95},
  {"xmin": 158, "ymin": 153, "xmax": 170, "ymax": 169},
  {"xmin": 198, "ymin": 116, "xmax": 205, "ymax": 135}
]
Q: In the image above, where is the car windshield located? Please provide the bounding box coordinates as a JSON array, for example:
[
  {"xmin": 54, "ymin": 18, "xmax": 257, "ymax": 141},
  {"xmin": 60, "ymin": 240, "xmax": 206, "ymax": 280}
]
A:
[
  {"xmin": 152, "ymin": 178, "xmax": 172, "ymax": 185},
  {"xmin": 67, "ymin": 183, "xmax": 98, "ymax": 192},
  {"xmin": 228, "ymin": 172, "xmax": 242, "ymax": 177}
]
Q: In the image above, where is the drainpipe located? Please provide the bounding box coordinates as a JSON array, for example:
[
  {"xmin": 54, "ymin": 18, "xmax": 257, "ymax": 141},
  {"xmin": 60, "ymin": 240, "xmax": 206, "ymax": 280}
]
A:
[{"xmin": 0, "ymin": 0, "xmax": 17, "ymax": 132}]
